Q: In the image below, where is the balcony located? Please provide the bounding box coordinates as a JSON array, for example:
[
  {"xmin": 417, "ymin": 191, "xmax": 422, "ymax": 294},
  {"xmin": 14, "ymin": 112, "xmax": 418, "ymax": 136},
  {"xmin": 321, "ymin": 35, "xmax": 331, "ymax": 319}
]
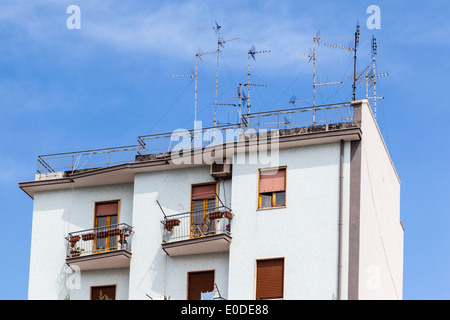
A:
[
  {"xmin": 161, "ymin": 206, "xmax": 233, "ymax": 256},
  {"xmin": 66, "ymin": 223, "xmax": 134, "ymax": 271}
]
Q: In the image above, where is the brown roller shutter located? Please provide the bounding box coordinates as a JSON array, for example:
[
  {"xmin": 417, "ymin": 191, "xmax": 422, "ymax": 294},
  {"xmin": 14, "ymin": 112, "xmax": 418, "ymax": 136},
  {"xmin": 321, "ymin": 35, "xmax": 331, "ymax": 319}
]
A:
[
  {"xmin": 91, "ymin": 285, "xmax": 116, "ymax": 300},
  {"xmin": 191, "ymin": 184, "xmax": 216, "ymax": 200},
  {"xmin": 259, "ymin": 169, "xmax": 286, "ymax": 193},
  {"xmin": 95, "ymin": 201, "xmax": 118, "ymax": 217},
  {"xmin": 256, "ymin": 258, "xmax": 284, "ymax": 299},
  {"xmin": 188, "ymin": 270, "xmax": 215, "ymax": 300}
]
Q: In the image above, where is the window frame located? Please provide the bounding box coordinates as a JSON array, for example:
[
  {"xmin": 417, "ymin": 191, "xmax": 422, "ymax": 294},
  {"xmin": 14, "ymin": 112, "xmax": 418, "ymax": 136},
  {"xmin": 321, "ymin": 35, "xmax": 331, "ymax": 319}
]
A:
[
  {"xmin": 186, "ymin": 269, "xmax": 215, "ymax": 300},
  {"xmin": 93, "ymin": 200, "xmax": 121, "ymax": 253},
  {"xmin": 190, "ymin": 182, "xmax": 218, "ymax": 237},
  {"xmin": 257, "ymin": 166, "xmax": 287, "ymax": 210},
  {"xmin": 90, "ymin": 284, "xmax": 117, "ymax": 300},
  {"xmin": 255, "ymin": 257, "xmax": 285, "ymax": 300}
]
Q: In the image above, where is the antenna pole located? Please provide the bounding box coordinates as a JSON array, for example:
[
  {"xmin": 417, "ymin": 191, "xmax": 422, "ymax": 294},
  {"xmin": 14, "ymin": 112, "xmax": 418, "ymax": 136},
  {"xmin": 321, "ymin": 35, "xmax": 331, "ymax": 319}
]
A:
[
  {"xmin": 247, "ymin": 51, "xmax": 251, "ymax": 117},
  {"xmin": 247, "ymin": 46, "xmax": 271, "ymax": 116},
  {"xmin": 372, "ymin": 36, "xmax": 377, "ymax": 119},
  {"xmin": 195, "ymin": 54, "xmax": 199, "ymax": 123},
  {"xmin": 214, "ymin": 26, "xmax": 221, "ymax": 128},
  {"xmin": 352, "ymin": 23, "xmax": 360, "ymax": 101}
]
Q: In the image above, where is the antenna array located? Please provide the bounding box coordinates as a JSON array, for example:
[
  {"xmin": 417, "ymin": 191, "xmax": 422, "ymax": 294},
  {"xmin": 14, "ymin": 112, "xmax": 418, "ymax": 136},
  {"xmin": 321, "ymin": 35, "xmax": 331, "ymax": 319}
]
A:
[
  {"xmin": 366, "ymin": 36, "xmax": 388, "ymax": 120},
  {"xmin": 324, "ymin": 22, "xmax": 360, "ymax": 101},
  {"xmin": 289, "ymin": 30, "xmax": 342, "ymax": 125},
  {"xmin": 198, "ymin": 22, "xmax": 239, "ymax": 127},
  {"xmin": 246, "ymin": 45, "xmax": 271, "ymax": 116},
  {"xmin": 170, "ymin": 50, "xmax": 216, "ymax": 123}
]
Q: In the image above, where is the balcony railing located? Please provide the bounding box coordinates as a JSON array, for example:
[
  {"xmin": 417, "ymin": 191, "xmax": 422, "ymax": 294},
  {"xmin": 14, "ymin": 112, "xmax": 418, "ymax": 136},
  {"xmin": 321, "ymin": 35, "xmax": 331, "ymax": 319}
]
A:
[
  {"xmin": 66, "ymin": 223, "xmax": 133, "ymax": 259},
  {"xmin": 161, "ymin": 206, "xmax": 233, "ymax": 256},
  {"xmin": 35, "ymin": 102, "xmax": 354, "ymax": 175}
]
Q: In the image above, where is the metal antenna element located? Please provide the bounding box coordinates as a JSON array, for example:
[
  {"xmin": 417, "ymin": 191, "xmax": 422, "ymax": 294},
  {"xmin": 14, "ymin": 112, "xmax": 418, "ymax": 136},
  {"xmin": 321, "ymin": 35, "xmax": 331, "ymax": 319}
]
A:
[
  {"xmin": 198, "ymin": 22, "xmax": 239, "ymax": 127},
  {"xmin": 324, "ymin": 22, "xmax": 360, "ymax": 100},
  {"xmin": 289, "ymin": 31, "xmax": 342, "ymax": 125},
  {"xmin": 367, "ymin": 35, "xmax": 388, "ymax": 120},
  {"xmin": 170, "ymin": 50, "xmax": 215, "ymax": 123},
  {"xmin": 247, "ymin": 45, "xmax": 271, "ymax": 116}
]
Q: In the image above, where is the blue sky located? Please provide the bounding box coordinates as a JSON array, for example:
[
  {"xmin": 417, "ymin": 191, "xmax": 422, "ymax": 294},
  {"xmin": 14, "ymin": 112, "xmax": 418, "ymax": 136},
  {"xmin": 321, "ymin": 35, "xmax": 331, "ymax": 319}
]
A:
[{"xmin": 0, "ymin": 0, "xmax": 449, "ymax": 299}]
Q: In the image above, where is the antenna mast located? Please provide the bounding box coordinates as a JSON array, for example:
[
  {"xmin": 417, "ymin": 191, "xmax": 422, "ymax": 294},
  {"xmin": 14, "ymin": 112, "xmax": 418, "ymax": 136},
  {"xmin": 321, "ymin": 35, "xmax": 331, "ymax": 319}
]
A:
[
  {"xmin": 247, "ymin": 45, "xmax": 271, "ymax": 116},
  {"xmin": 170, "ymin": 50, "xmax": 215, "ymax": 123},
  {"xmin": 289, "ymin": 31, "xmax": 342, "ymax": 125},
  {"xmin": 324, "ymin": 22, "xmax": 360, "ymax": 101},
  {"xmin": 368, "ymin": 35, "xmax": 388, "ymax": 120},
  {"xmin": 198, "ymin": 22, "xmax": 238, "ymax": 127}
]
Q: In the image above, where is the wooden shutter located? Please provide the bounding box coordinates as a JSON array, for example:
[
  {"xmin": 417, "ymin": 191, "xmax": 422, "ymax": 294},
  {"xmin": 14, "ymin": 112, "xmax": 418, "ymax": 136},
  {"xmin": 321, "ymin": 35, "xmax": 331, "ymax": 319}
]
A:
[
  {"xmin": 259, "ymin": 169, "xmax": 286, "ymax": 193},
  {"xmin": 191, "ymin": 184, "xmax": 216, "ymax": 200},
  {"xmin": 91, "ymin": 285, "xmax": 116, "ymax": 300},
  {"xmin": 256, "ymin": 258, "xmax": 284, "ymax": 299},
  {"xmin": 188, "ymin": 270, "xmax": 215, "ymax": 300},
  {"xmin": 95, "ymin": 201, "xmax": 118, "ymax": 217}
]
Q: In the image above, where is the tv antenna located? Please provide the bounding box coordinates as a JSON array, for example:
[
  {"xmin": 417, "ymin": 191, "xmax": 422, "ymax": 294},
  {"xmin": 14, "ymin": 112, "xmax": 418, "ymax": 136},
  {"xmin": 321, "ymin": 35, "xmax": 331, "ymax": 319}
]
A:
[
  {"xmin": 198, "ymin": 22, "xmax": 239, "ymax": 127},
  {"xmin": 221, "ymin": 83, "xmax": 247, "ymax": 128},
  {"xmin": 246, "ymin": 45, "xmax": 271, "ymax": 116},
  {"xmin": 324, "ymin": 22, "xmax": 361, "ymax": 101},
  {"xmin": 170, "ymin": 50, "xmax": 216, "ymax": 123},
  {"xmin": 366, "ymin": 36, "xmax": 388, "ymax": 120},
  {"xmin": 289, "ymin": 30, "xmax": 342, "ymax": 124}
]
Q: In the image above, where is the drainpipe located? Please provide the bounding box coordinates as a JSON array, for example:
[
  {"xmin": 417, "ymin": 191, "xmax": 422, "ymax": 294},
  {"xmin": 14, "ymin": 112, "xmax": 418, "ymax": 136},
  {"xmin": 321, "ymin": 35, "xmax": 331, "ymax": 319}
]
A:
[{"xmin": 337, "ymin": 139, "xmax": 344, "ymax": 300}]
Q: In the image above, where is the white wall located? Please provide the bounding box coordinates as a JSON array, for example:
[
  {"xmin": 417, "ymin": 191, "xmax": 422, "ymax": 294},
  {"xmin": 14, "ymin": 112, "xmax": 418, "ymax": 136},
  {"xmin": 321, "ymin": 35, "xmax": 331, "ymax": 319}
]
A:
[
  {"xmin": 129, "ymin": 166, "xmax": 231, "ymax": 300},
  {"xmin": 28, "ymin": 183, "xmax": 134, "ymax": 300},
  {"xmin": 358, "ymin": 101, "xmax": 403, "ymax": 299},
  {"xmin": 228, "ymin": 143, "xmax": 351, "ymax": 299}
]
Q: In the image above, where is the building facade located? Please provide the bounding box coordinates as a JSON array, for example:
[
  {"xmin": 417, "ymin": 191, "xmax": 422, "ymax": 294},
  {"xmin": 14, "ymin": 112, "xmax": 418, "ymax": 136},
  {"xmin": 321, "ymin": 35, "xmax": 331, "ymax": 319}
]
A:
[{"xmin": 20, "ymin": 100, "xmax": 404, "ymax": 300}]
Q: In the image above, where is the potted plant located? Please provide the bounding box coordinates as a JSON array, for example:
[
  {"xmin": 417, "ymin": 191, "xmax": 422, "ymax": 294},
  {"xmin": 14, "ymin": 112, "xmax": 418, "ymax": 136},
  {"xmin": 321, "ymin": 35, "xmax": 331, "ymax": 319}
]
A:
[
  {"xmin": 224, "ymin": 211, "xmax": 233, "ymax": 220},
  {"xmin": 97, "ymin": 230, "xmax": 109, "ymax": 238},
  {"xmin": 164, "ymin": 219, "xmax": 180, "ymax": 231},
  {"xmin": 69, "ymin": 235, "xmax": 80, "ymax": 247},
  {"xmin": 70, "ymin": 247, "xmax": 84, "ymax": 258},
  {"xmin": 108, "ymin": 228, "xmax": 121, "ymax": 237},
  {"xmin": 208, "ymin": 211, "xmax": 224, "ymax": 220},
  {"xmin": 82, "ymin": 233, "xmax": 95, "ymax": 241}
]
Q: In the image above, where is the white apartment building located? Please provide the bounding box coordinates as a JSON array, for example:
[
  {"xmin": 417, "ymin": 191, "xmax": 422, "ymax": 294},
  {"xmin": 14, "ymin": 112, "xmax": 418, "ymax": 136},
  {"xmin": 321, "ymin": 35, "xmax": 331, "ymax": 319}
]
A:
[{"xmin": 20, "ymin": 100, "xmax": 403, "ymax": 300}]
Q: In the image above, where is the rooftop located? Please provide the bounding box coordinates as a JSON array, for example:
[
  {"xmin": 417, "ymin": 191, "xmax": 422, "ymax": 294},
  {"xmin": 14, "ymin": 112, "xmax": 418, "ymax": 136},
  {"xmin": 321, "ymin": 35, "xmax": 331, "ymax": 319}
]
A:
[{"xmin": 35, "ymin": 102, "xmax": 354, "ymax": 176}]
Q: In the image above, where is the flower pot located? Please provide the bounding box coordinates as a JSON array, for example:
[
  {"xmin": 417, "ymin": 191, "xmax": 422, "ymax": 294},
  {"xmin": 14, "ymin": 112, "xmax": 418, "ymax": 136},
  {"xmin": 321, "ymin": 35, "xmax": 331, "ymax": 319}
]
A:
[
  {"xmin": 70, "ymin": 235, "xmax": 80, "ymax": 246},
  {"xmin": 70, "ymin": 252, "xmax": 81, "ymax": 258},
  {"xmin": 97, "ymin": 231, "xmax": 108, "ymax": 238},
  {"xmin": 164, "ymin": 219, "xmax": 180, "ymax": 231},
  {"xmin": 208, "ymin": 212, "xmax": 223, "ymax": 220},
  {"xmin": 224, "ymin": 211, "xmax": 233, "ymax": 220},
  {"xmin": 82, "ymin": 233, "xmax": 95, "ymax": 241},
  {"xmin": 108, "ymin": 229, "xmax": 121, "ymax": 237}
]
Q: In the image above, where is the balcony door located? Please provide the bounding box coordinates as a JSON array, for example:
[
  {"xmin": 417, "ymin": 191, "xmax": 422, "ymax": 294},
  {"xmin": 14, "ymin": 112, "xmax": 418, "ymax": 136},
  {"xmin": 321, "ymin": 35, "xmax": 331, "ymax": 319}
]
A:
[
  {"xmin": 191, "ymin": 184, "xmax": 217, "ymax": 237},
  {"xmin": 94, "ymin": 201, "xmax": 119, "ymax": 253}
]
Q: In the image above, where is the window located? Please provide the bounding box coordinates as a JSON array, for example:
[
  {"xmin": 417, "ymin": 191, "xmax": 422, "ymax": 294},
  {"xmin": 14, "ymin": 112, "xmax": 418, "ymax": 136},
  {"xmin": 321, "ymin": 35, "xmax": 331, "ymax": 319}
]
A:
[
  {"xmin": 256, "ymin": 258, "xmax": 284, "ymax": 300},
  {"xmin": 191, "ymin": 183, "xmax": 217, "ymax": 236},
  {"xmin": 258, "ymin": 167, "xmax": 286, "ymax": 209},
  {"xmin": 94, "ymin": 201, "xmax": 119, "ymax": 252},
  {"xmin": 91, "ymin": 285, "xmax": 116, "ymax": 300},
  {"xmin": 187, "ymin": 270, "xmax": 215, "ymax": 300}
]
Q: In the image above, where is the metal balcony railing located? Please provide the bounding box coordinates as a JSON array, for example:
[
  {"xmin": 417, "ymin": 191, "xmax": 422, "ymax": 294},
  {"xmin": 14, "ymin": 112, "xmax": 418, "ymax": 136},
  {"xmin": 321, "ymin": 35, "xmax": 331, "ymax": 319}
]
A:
[
  {"xmin": 161, "ymin": 206, "xmax": 233, "ymax": 244},
  {"xmin": 36, "ymin": 102, "xmax": 353, "ymax": 174},
  {"xmin": 66, "ymin": 223, "xmax": 133, "ymax": 259}
]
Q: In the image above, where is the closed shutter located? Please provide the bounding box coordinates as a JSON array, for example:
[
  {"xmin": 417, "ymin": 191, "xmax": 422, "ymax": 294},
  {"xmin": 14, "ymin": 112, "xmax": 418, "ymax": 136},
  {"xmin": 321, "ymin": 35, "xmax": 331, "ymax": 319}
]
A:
[
  {"xmin": 188, "ymin": 270, "xmax": 215, "ymax": 300},
  {"xmin": 256, "ymin": 258, "xmax": 284, "ymax": 299},
  {"xmin": 95, "ymin": 201, "xmax": 119, "ymax": 217},
  {"xmin": 192, "ymin": 184, "xmax": 216, "ymax": 200},
  {"xmin": 91, "ymin": 285, "xmax": 116, "ymax": 300},
  {"xmin": 259, "ymin": 169, "xmax": 286, "ymax": 193}
]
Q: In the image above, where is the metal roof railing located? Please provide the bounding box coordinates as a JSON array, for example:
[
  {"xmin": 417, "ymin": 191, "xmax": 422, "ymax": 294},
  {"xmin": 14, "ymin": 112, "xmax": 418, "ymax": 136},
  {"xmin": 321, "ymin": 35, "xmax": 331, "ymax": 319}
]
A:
[{"xmin": 35, "ymin": 102, "xmax": 353, "ymax": 175}]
